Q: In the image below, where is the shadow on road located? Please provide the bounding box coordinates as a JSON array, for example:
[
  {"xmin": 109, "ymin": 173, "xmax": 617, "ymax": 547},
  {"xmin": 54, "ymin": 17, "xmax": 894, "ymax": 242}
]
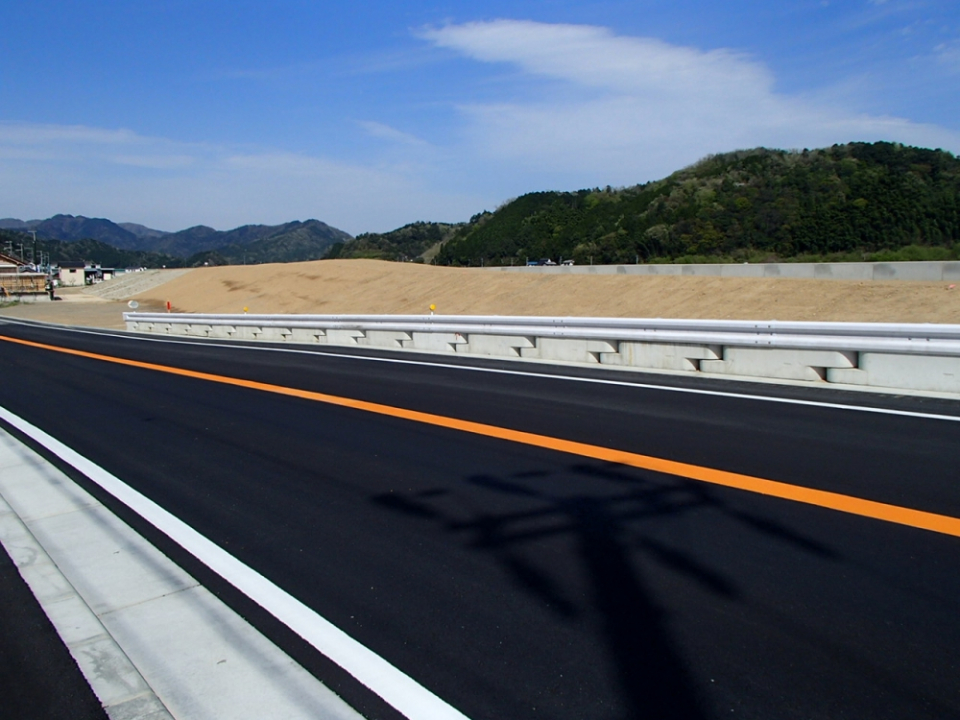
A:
[{"xmin": 372, "ymin": 459, "xmax": 837, "ymax": 720}]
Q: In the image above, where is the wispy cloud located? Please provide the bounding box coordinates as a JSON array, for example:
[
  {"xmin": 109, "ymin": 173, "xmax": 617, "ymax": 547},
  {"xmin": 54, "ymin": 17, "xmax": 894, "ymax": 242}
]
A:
[
  {"xmin": 418, "ymin": 20, "xmax": 960, "ymax": 185},
  {"xmin": 935, "ymin": 38, "xmax": 960, "ymax": 72},
  {"xmin": 0, "ymin": 122, "xmax": 143, "ymax": 145},
  {"xmin": 421, "ymin": 20, "xmax": 774, "ymax": 102},
  {"xmin": 0, "ymin": 122, "xmax": 480, "ymax": 233},
  {"xmin": 110, "ymin": 154, "xmax": 197, "ymax": 169},
  {"xmin": 358, "ymin": 120, "xmax": 429, "ymax": 146}
]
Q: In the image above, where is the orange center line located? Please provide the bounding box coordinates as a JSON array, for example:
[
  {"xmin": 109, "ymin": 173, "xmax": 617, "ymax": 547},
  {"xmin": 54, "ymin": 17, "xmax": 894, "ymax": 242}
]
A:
[{"xmin": 3, "ymin": 332, "xmax": 959, "ymax": 539}]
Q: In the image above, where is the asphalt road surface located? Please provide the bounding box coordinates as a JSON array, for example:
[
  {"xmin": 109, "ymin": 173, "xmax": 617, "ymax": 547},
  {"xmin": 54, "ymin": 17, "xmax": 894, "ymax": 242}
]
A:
[
  {"xmin": 0, "ymin": 523, "xmax": 109, "ymax": 720},
  {"xmin": 1, "ymin": 318, "xmax": 959, "ymax": 720}
]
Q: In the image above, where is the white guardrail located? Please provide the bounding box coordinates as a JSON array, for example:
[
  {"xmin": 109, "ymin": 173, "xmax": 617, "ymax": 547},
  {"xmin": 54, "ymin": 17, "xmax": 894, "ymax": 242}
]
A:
[{"xmin": 124, "ymin": 313, "xmax": 960, "ymax": 395}]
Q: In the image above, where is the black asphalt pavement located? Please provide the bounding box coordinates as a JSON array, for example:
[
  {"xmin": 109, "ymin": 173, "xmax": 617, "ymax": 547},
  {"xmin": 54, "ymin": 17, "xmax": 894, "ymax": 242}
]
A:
[
  {"xmin": 0, "ymin": 523, "xmax": 108, "ymax": 720},
  {"xmin": 1, "ymin": 318, "xmax": 959, "ymax": 720}
]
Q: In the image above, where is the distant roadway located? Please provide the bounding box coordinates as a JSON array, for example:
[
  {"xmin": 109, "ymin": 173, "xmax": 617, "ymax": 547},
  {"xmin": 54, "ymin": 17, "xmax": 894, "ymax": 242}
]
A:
[{"xmin": 1, "ymin": 318, "xmax": 959, "ymax": 720}]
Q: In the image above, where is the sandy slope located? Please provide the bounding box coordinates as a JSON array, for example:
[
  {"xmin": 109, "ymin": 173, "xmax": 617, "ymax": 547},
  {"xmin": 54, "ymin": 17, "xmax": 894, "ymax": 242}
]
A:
[
  {"xmin": 139, "ymin": 260, "xmax": 960, "ymax": 323},
  {"xmin": 1, "ymin": 259, "xmax": 958, "ymax": 329}
]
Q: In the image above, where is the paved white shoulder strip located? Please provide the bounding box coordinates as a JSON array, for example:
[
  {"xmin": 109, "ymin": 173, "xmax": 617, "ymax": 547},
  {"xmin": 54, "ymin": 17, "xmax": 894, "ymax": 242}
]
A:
[{"xmin": 0, "ymin": 406, "xmax": 471, "ymax": 720}]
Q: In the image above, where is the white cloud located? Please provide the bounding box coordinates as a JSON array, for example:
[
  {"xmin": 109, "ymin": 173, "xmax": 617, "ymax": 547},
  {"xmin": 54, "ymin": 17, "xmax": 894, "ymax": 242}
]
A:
[
  {"xmin": 0, "ymin": 122, "xmax": 481, "ymax": 233},
  {"xmin": 935, "ymin": 39, "xmax": 960, "ymax": 72},
  {"xmin": 0, "ymin": 123, "xmax": 142, "ymax": 145},
  {"xmin": 110, "ymin": 154, "xmax": 197, "ymax": 169},
  {"xmin": 357, "ymin": 120, "xmax": 429, "ymax": 146},
  {"xmin": 420, "ymin": 20, "xmax": 960, "ymax": 185},
  {"xmin": 421, "ymin": 20, "xmax": 774, "ymax": 103}
]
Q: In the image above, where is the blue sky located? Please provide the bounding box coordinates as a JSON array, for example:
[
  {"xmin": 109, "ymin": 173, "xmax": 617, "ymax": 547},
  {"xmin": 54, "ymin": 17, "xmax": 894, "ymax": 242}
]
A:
[{"xmin": 1, "ymin": 1, "xmax": 958, "ymax": 234}]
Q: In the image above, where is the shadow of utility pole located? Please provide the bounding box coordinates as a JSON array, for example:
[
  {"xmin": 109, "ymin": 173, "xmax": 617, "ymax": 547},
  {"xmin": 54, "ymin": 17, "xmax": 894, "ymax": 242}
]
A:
[{"xmin": 373, "ymin": 458, "xmax": 837, "ymax": 719}]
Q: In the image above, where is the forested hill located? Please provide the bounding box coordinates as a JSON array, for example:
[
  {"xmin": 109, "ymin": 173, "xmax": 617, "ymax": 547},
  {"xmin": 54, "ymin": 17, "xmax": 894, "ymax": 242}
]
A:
[
  {"xmin": 436, "ymin": 142, "xmax": 960, "ymax": 266},
  {"xmin": 0, "ymin": 230, "xmax": 180, "ymax": 269},
  {"xmin": 326, "ymin": 221, "xmax": 462, "ymax": 262},
  {"xmin": 0, "ymin": 216, "xmax": 351, "ymax": 264}
]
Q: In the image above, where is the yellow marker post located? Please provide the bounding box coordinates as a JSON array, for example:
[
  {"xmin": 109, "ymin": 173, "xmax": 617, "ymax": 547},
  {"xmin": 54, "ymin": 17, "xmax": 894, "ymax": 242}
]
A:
[{"xmin": 429, "ymin": 304, "xmax": 436, "ymax": 316}]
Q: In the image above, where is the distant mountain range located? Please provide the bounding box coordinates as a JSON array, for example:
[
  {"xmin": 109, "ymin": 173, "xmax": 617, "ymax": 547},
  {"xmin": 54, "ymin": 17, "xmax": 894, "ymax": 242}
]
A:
[
  {"xmin": 0, "ymin": 215, "xmax": 145, "ymax": 249},
  {"xmin": 0, "ymin": 215, "xmax": 352, "ymax": 266}
]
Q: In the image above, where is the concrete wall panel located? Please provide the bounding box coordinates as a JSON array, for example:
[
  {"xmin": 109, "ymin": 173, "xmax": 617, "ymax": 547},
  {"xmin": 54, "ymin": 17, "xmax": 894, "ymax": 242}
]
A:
[
  {"xmin": 458, "ymin": 334, "xmax": 535, "ymax": 357},
  {"xmin": 405, "ymin": 332, "xmax": 466, "ymax": 352},
  {"xmin": 257, "ymin": 327, "xmax": 292, "ymax": 341},
  {"xmin": 361, "ymin": 331, "xmax": 412, "ymax": 349},
  {"xmin": 233, "ymin": 326, "xmax": 261, "ymax": 340},
  {"xmin": 288, "ymin": 328, "xmax": 322, "ymax": 343},
  {"xmin": 828, "ymin": 353, "xmax": 960, "ymax": 393},
  {"xmin": 208, "ymin": 325, "xmax": 236, "ymax": 339},
  {"xmin": 522, "ymin": 338, "xmax": 607, "ymax": 363},
  {"xmin": 187, "ymin": 324, "xmax": 213, "ymax": 338},
  {"xmin": 322, "ymin": 329, "xmax": 364, "ymax": 345},
  {"xmin": 701, "ymin": 348, "xmax": 857, "ymax": 382},
  {"xmin": 605, "ymin": 342, "xmax": 722, "ymax": 371}
]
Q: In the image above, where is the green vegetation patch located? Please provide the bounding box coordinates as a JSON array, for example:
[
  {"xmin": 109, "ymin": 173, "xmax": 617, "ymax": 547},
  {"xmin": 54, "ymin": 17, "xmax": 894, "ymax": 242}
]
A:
[{"xmin": 436, "ymin": 142, "xmax": 960, "ymax": 266}]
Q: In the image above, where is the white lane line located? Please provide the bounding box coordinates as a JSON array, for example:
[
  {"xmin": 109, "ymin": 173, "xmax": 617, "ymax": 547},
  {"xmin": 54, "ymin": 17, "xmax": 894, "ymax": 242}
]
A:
[
  {"xmin": 3, "ymin": 317, "xmax": 959, "ymax": 423},
  {"xmin": 0, "ymin": 404, "xmax": 471, "ymax": 720}
]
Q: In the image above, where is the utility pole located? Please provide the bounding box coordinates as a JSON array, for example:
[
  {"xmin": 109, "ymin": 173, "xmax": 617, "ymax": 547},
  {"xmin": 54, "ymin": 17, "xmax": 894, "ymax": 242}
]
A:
[{"xmin": 28, "ymin": 230, "xmax": 37, "ymax": 266}]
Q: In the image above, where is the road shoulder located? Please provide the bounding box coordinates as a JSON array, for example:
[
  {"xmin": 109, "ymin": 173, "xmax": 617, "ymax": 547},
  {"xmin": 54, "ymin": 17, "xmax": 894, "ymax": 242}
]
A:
[{"xmin": 0, "ymin": 426, "xmax": 364, "ymax": 720}]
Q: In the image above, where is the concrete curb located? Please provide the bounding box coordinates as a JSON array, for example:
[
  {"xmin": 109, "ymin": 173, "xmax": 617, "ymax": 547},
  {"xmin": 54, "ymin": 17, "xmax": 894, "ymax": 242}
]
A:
[
  {"xmin": 0, "ymin": 453, "xmax": 173, "ymax": 720},
  {"xmin": 0, "ymin": 427, "xmax": 365, "ymax": 720}
]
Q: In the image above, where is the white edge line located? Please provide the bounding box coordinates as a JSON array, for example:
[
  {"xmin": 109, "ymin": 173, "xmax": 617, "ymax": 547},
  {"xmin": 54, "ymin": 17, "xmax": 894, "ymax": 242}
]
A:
[
  {"xmin": 2, "ymin": 317, "xmax": 959, "ymax": 423},
  {"xmin": 0, "ymin": 403, "xmax": 471, "ymax": 720}
]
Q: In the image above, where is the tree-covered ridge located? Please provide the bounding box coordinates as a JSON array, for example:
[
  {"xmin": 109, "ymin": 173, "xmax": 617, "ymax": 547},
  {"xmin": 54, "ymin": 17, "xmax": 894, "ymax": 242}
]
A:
[
  {"xmin": 436, "ymin": 142, "xmax": 960, "ymax": 266},
  {"xmin": 1, "ymin": 219, "xmax": 349, "ymax": 268},
  {"xmin": 326, "ymin": 221, "xmax": 463, "ymax": 261},
  {"xmin": 153, "ymin": 219, "xmax": 350, "ymax": 259},
  {"xmin": 0, "ymin": 230, "xmax": 180, "ymax": 268}
]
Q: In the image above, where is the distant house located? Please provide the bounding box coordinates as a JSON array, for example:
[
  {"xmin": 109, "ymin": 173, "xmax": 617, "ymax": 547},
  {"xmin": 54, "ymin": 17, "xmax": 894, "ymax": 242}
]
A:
[
  {"xmin": 57, "ymin": 260, "xmax": 87, "ymax": 287},
  {"xmin": 55, "ymin": 260, "xmax": 103, "ymax": 286}
]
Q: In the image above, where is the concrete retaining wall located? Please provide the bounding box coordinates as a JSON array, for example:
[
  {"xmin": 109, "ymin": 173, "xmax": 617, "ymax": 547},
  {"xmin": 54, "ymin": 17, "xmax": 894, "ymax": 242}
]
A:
[
  {"xmin": 489, "ymin": 261, "xmax": 960, "ymax": 281},
  {"xmin": 125, "ymin": 314, "xmax": 960, "ymax": 396}
]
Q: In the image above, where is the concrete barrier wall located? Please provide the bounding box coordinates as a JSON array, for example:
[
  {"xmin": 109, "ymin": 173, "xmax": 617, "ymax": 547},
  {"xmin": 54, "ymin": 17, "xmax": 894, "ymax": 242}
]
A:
[
  {"xmin": 488, "ymin": 261, "xmax": 960, "ymax": 281},
  {"xmin": 125, "ymin": 313, "xmax": 960, "ymax": 396}
]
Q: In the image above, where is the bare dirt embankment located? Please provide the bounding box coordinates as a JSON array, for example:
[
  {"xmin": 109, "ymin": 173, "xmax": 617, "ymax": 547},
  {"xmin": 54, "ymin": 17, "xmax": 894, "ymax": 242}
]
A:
[{"xmin": 2, "ymin": 259, "xmax": 959, "ymax": 329}]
